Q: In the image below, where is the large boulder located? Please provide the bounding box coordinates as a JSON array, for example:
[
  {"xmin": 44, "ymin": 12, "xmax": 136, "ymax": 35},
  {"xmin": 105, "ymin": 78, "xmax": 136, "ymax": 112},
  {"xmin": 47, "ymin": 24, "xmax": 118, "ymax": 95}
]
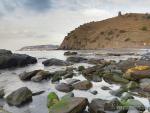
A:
[
  {"xmin": 66, "ymin": 56, "xmax": 88, "ymax": 63},
  {"xmin": 19, "ymin": 70, "xmax": 41, "ymax": 81},
  {"xmin": 31, "ymin": 70, "xmax": 51, "ymax": 82},
  {"xmin": 0, "ymin": 50, "xmax": 37, "ymax": 69},
  {"xmin": 124, "ymin": 66, "xmax": 150, "ymax": 80},
  {"xmin": 42, "ymin": 58, "xmax": 70, "ymax": 66},
  {"xmin": 6, "ymin": 87, "xmax": 32, "ymax": 106},
  {"xmin": 73, "ymin": 80, "xmax": 92, "ymax": 90},
  {"xmin": 49, "ymin": 97, "xmax": 88, "ymax": 113},
  {"xmin": 55, "ymin": 83, "xmax": 74, "ymax": 93}
]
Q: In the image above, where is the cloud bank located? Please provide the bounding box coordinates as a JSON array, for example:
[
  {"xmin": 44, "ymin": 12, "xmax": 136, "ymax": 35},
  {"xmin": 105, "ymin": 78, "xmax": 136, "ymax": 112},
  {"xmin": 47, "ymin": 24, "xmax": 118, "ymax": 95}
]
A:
[{"xmin": 0, "ymin": 0, "xmax": 149, "ymax": 50}]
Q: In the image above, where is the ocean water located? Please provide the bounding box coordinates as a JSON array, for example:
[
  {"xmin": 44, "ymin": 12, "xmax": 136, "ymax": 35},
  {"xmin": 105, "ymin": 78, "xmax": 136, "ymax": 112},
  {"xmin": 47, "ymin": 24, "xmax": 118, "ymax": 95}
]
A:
[{"xmin": 0, "ymin": 49, "xmax": 149, "ymax": 113}]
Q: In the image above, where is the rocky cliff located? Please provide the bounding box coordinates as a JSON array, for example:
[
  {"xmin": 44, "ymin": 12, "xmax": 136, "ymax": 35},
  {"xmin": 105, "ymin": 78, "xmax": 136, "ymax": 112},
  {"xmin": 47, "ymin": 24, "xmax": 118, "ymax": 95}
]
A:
[{"xmin": 59, "ymin": 13, "xmax": 150, "ymax": 50}]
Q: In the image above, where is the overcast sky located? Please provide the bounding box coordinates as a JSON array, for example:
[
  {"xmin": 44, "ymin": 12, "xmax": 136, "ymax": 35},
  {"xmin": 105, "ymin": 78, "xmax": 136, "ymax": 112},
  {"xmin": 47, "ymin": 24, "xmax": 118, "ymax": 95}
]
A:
[{"xmin": 0, "ymin": 0, "xmax": 150, "ymax": 50}]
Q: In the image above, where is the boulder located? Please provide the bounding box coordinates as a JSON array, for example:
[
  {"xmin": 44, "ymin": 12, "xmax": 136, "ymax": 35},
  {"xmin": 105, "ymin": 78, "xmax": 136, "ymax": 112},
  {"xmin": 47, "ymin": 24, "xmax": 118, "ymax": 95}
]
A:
[
  {"xmin": 73, "ymin": 80, "xmax": 92, "ymax": 90},
  {"xmin": 42, "ymin": 58, "xmax": 70, "ymax": 66},
  {"xmin": 124, "ymin": 66, "xmax": 150, "ymax": 80},
  {"xmin": 47, "ymin": 92, "xmax": 59, "ymax": 108},
  {"xmin": 0, "ymin": 89, "xmax": 5, "ymax": 98},
  {"xmin": 19, "ymin": 70, "xmax": 41, "ymax": 81},
  {"xmin": 31, "ymin": 70, "xmax": 51, "ymax": 82},
  {"xmin": 0, "ymin": 52, "xmax": 37, "ymax": 69},
  {"xmin": 64, "ymin": 51, "xmax": 77, "ymax": 56},
  {"xmin": 66, "ymin": 56, "xmax": 88, "ymax": 63},
  {"xmin": 6, "ymin": 87, "xmax": 32, "ymax": 106},
  {"xmin": 49, "ymin": 97, "xmax": 88, "ymax": 113},
  {"xmin": 55, "ymin": 83, "xmax": 74, "ymax": 93}
]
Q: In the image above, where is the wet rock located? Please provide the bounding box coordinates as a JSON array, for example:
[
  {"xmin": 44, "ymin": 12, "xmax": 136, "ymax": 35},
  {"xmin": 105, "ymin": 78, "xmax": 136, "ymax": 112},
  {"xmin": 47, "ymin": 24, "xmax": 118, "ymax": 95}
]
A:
[
  {"xmin": 126, "ymin": 81, "xmax": 139, "ymax": 90},
  {"xmin": 120, "ymin": 93, "xmax": 134, "ymax": 101},
  {"xmin": 42, "ymin": 58, "xmax": 71, "ymax": 66},
  {"xmin": 117, "ymin": 58, "xmax": 137, "ymax": 72},
  {"xmin": 0, "ymin": 51, "xmax": 37, "ymax": 69},
  {"xmin": 0, "ymin": 89, "xmax": 5, "ymax": 98},
  {"xmin": 0, "ymin": 49, "xmax": 12, "ymax": 56},
  {"xmin": 78, "ymin": 66, "xmax": 85, "ymax": 72},
  {"xmin": 51, "ymin": 71, "xmax": 67, "ymax": 82},
  {"xmin": 103, "ymin": 72, "xmax": 129, "ymax": 84},
  {"xmin": 101, "ymin": 86, "xmax": 111, "ymax": 90},
  {"xmin": 64, "ymin": 51, "xmax": 77, "ymax": 56},
  {"xmin": 31, "ymin": 70, "xmax": 51, "ymax": 82},
  {"xmin": 83, "ymin": 65, "xmax": 104, "ymax": 82},
  {"xmin": 61, "ymin": 92, "xmax": 74, "ymax": 100},
  {"xmin": 47, "ymin": 92, "xmax": 59, "ymax": 108},
  {"xmin": 110, "ymin": 87, "xmax": 127, "ymax": 97},
  {"xmin": 19, "ymin": 70, "xmax": 41, "ymax": 81},
  {"xmin": 89, "ymin": 99, "xmax": 106, "ymax": 113},
  {"xmin": 32, "ymin": 90, "xmax": 45, "ymax": 96},
  {"xmin": 49, "ymin": 97, "xmax": 88, "ymax": 113},
  {"xmin": 73, "ymin": 80, "xmax": 92, "ymax": 90},
  {"xmin": 124, "ymin": 66, "xmax": 150, "ymax": 80},
  {"xmin": 105, "ymin": 98, "xmax": 121, "ymax": 111},
  {"xmin": 90, "ymin": 90, "xmax": 98, "ymax": 95},
  {"xmin": 121, "ymin": 99, "xmax": 145, "ymax": 112},
  {"xmin": 0, "ymin": 107, "xmax": 11, "ymax": 113},
  {"xmin": 66, "ymin": 56, "xmax": 88, "ymax": 63},
  {"xmin": 88, "ymin": 58, "xmax": 110, "ymax": 65},
  {"xmin": 55, "ymin": 83, "xmax": 74, "ymax": 93},
  {"xmin": 6, "ymin": 87, "xmax": 32, "ymax": 106},
  {"xmin": 67, "ymin": 79, "xmax": 80, "ymax": 85},
  {"xmin": 139, "ymin": 78, "xmax": 150, "ymax": 92},
  {"xmin": 63, "ymin": 72, "xmax": 74, "ymax": 79}
]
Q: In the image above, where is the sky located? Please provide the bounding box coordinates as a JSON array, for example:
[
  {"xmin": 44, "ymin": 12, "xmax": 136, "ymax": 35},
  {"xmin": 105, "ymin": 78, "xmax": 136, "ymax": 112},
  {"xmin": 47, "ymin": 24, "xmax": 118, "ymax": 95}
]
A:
[{"xmin": 0, "ymin": 0, "xmax": 150, "ymax": 50}]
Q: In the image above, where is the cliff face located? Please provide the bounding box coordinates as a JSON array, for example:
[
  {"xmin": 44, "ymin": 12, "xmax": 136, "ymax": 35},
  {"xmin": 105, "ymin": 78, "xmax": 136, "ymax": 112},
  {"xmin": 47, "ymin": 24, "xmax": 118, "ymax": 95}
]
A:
[{"xmin": 59, "ymin": 13, "xmax": 150, "ymax": 50}]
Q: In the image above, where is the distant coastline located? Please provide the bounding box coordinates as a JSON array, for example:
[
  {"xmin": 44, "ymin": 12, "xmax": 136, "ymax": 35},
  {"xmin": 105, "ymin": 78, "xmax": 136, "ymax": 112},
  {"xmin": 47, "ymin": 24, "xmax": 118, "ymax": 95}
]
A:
[{"xmin": 19, "ymin": 44, "xmax": 59, "ymax": 51}]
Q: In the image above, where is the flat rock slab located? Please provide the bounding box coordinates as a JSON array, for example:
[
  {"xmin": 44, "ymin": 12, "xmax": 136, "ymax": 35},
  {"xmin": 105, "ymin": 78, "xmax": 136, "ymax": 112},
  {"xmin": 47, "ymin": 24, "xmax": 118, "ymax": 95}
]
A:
[{"xmin": 49, "ymin": 97, "xmax": 88, "ymax": 113}]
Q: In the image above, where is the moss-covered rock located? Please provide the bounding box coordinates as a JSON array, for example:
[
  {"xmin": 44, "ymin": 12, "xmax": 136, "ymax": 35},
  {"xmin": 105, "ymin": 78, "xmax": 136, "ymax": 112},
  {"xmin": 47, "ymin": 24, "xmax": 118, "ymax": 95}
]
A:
[
  {"xmin": 61, "ymin": 92, "xmax": 74, "ymax": 100},
  {"xmin": 124, "ymin": 66, "xmax": 150, "ymax": 80},
  {"xmin": 78, "ymin": 66, "xmax": 85, "ymax": 72},
  {"xmin": 49, "ymin": 97, "xmax": 88, "ymax": 113},
  {"xmin": 120, "ymin": 99, "xmax": 145, "ymax": 112},
  {"xmin": 47, "ymin": 92, "xmax": 59, "ymax": 109}
]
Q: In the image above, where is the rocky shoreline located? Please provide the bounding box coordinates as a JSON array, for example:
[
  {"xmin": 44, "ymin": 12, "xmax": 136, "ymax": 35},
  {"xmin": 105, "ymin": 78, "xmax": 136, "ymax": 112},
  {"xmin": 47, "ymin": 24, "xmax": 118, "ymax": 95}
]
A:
[{"xmin": 0, "ymin": 50, "xmax": 150, "ymax": 113}]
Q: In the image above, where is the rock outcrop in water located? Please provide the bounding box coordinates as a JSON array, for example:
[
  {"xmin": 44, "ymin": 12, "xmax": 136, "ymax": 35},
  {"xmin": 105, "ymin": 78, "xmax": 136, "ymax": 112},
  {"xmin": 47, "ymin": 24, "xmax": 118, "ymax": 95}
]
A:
[
  {"xmin": 59, "ymin": 13, "xmax": 150, "ymax": 49},
  {"xmin": 0, "ymin": 49, "xmax": 37, "ymax": 69}
]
